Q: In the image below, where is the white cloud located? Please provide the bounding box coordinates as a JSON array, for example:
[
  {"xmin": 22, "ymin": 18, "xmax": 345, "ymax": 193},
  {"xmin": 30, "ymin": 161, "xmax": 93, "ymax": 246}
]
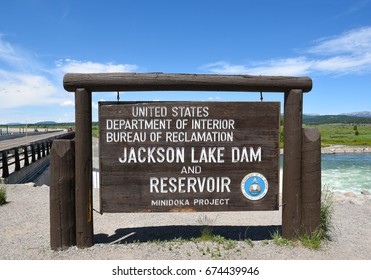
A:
[
  {"xmin": 0, "ymin": 36, "xmax": 140, "ymax": 112},
  {"xmin": 252, "ymin": 57, "xmax": 313, "ymax": 76},
  {"xmin": 314, "ymin": 55, "xmax": 371, "ymax": 74},
  {"xmin": 0, "ymin": 70, "xmax": 64, "ymax": 109},
  {"xmin": 60, "ymin": 100, "xmax": 74, "ymax": 106},
  {"xmin": 203, "ymin": 26, "xmax": 371, "ymax": 76},
  {"xmin": 0, "ymin": 36, "xmax": 22, "ymax": 66},
  {"xmin": 55, "ymin": 59, "xmax": 139, "ymax": 73},
  {"xmin": 309, "ymin": 26, "xmax": 371, "ymax": 74},
  {"xmin": 0, "ymin": 35, "xmax": 40, "ymax": 71},
  {"xmin": 202, "ymin": 58, "xmax": 313, "ymax": 76},
  {"xmin": 308, "ymin": 26, "xmax": 371, "ymax": 55},
  {"xmin": 0, "ymin": 36, "xmax": 67, "ymax": 110},
  {"xmin": 202, "ymin": 61, "xmax": 250, "ymax": 75}
]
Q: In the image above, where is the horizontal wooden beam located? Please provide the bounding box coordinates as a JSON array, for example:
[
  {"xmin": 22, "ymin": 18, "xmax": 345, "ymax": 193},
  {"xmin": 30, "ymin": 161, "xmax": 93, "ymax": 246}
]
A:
[{"xmin": 63, "ymin": 73, "xmax": 312, "ymax": 93}]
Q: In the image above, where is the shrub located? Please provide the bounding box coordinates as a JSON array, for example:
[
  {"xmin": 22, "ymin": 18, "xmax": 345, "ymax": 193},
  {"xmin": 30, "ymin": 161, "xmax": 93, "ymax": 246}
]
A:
[
  {"xmin": 271, "ymin": 186, "xmax": 335, "ymax": 249},
  {"xmin": 320, "ymin": 186, "xmax": 335, "ymax": 240},
  {"xmin": 0, "ymin": 187, "xmax": 6, "ymax": 205},
  {"xmin": 298, "ymin": 230, "xmax": 323, "ymax": 249},
  {"xmin": 271, "ymin": 231, "xmax": 295, "ymax": 247}
]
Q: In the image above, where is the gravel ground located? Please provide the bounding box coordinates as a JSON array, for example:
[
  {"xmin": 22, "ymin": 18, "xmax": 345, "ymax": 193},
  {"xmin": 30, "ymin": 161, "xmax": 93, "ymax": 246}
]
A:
[{"xmin": 1, "ymin": 183, "xmax": 371, "ymax": 260}]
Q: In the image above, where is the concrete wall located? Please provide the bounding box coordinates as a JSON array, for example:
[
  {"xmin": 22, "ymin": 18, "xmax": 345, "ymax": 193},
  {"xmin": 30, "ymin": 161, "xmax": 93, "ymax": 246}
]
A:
[
  {"xmin": 34, "ymin": 165, "xmax": 50, "ymax": 186},
  {"xmin": 5, "ymin": 156, "xmax": 50, "ymax": 185}
]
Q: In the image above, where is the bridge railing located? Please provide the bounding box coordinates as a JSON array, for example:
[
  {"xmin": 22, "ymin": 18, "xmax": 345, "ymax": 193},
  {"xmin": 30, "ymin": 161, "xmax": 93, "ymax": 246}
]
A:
[{"xmin": 0, "ymin": 132, "xmax": 75, "ymax": 179}]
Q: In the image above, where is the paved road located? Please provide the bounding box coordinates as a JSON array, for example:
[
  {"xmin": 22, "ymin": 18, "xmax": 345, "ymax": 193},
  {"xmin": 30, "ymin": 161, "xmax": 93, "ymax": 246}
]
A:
[{"xmin": 0, "ymin": 130, "xmax": 68, "ymax": 151}]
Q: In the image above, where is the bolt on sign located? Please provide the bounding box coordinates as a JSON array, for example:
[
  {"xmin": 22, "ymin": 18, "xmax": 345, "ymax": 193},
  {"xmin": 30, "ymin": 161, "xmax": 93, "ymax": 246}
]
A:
[{"xmin": 99, "ymin": 101, "xmax": 280, "ymax": 213}]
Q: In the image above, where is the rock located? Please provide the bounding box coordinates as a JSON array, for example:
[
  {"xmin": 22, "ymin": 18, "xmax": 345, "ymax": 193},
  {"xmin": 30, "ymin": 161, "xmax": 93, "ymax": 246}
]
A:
[
  {"xmin": 361, "ymin": 190, "xmax": 371, "ymax": 195},
  {"xmin": 344, "ymin": 192, "xmax": 356, "ymax": 197}
]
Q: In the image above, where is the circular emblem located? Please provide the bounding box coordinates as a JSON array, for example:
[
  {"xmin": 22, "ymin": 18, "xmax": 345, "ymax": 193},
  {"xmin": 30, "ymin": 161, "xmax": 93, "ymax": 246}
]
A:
[{"xmin": 241, "ymin": 173, "xmax": 268, "ymax": 201}]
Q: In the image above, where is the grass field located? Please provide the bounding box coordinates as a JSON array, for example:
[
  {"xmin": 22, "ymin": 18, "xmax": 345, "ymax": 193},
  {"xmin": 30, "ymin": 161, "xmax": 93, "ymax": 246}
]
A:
[{"xmin": 304, "ymin": 124, "xmax": 371, "ymax": 147}]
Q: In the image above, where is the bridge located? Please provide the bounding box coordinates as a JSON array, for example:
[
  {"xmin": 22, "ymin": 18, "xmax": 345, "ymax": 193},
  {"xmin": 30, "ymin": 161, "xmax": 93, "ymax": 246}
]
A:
[{"xmin": 0, "ymin": 130, "xmax": 75, "ymax": 184}]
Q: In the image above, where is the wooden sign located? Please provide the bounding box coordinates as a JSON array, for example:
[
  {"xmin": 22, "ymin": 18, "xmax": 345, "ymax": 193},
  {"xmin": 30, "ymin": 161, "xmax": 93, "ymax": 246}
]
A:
[{"xmin": 99, "ymin": 101, "xmax": 280, "ymax": 213}]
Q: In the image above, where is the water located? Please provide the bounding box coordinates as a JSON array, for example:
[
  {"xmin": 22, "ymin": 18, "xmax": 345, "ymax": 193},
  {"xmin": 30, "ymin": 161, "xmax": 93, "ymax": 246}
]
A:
[
  {"xmin": 321, "ymin": 153, "xmax": 371, "ymax": 193},
  {"xmin": 280, "ymin": 153, "xmax": 371, "ymax": 193}
]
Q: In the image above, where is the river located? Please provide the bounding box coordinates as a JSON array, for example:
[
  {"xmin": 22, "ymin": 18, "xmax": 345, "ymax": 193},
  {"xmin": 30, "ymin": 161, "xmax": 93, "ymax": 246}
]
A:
[
  {"xmin": 321, "ymin": 153, "xmax": 371, "ymax": 193},
  {"xmin": 280, "ymin": 153, "xmax": 371, "ymax": 193}
]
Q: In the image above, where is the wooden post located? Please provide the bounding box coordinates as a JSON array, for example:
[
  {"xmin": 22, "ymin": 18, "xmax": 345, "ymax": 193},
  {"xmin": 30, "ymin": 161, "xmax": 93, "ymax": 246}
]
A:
[
  {"xmin": 301, "ymin": 128, "xmax": 321, "ymax": 234},
  {"xmin": 46, "ymin": 141, "xmax": 50, "ymax": 155},
  {"xmin": 14, "ymin": 148, "xmax": 20, "ymax": 171},
  {"xmin": 50, "ymin": 140, "xmax": 76, "ymax": 250},
  {"xmin": 75, "ymin": 88, "xmax": 93, "ymax": 248},
  {"xmin": 41, "ymin": 142, "xmax": 46, "ymax": 157},
  {"xmin": 1, "ymin": 151, "xmax": 9, "ymax": 178},
  {"xmin": 282, "ymin": 89, "xmax": 303, "ymax": 239},
  {"xmin": 31, "ymin": 144, "xmax": 36, "ymax": 163},
  {"xmin": 23, "ymin": 146, "xmax": 29, "ymax": 166},
  {"xmin": 36, "ymin": 143, "xmax": 41, "ymax": 160}
]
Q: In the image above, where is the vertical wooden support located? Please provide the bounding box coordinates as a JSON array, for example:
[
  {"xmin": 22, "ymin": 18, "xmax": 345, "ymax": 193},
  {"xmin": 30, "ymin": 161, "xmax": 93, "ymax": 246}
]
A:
[
  {"xmin": 31, "ymin": 144, "xmax": 36, "ymax": 163},
  {"xmin": 46, "ymin": 141, "xmax": 50, "ymax": 155},
  {"xmin": 75, "ymin": 88, "xmax": 94, "ymax": 248},
  {"xmin": 36, "ymin": 143, "xmax": 41, "ymax": 160},
  {"xmin": 23, "ymin": 146, "xmax": 29, "ymax": 166},
  {"xmin": 1, "ymin": 151, "xmax": 9, "ymax": 178},
  {"xmin": 301, "ymin": 128, "xmax": 321, "ymax": 234},
  {"xmin": 41, "ymin": 142, "xmax": 46, "ymax": 157},
  {"xmin": 282, "ymin": 89, "xmax": 303, "ymax": 239},
  {"xmin": 50, "ymin": 140, "xmax": 76, "ymax": 250},
  {"xmin": 14, "ymin": 148, "xmax": 20, "ymax": 171}
]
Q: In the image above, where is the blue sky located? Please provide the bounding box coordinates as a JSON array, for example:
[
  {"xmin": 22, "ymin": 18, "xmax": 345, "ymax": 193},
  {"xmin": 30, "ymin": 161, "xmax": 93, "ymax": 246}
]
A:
[{"xmin": 1, "ymin": 0, "xmax": 371, "ymax": 123}]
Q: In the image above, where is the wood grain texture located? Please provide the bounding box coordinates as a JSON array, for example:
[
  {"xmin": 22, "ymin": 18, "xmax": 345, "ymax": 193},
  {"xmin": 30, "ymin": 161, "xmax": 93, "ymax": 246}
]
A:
[
  {"xmin": 282, "ymin": 89, "xmax": 303, "ymax": 239},
  {"xmin": 75, "ymin": 88, "xmax": 93, "ymax": 248},
  {"xmin": 99, "ymin": 101, "xmax": 280, "ymax": 213},
  {"xmin": 50, "ymin": 140, "xmax": 76, "ymax": 250},
  {"xmin": 301, "ymin": 128, "xmax": 321, "ymax": 234},
  {"xmin": 64, "ymin": 73, "xmax": 312, "ymax": 93}
]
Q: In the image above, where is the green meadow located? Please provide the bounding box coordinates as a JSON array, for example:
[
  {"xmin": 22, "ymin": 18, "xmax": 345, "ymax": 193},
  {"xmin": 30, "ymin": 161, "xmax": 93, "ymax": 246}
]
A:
[{"xmin": 304, "ymin": 124, "xmax": 371, "ymax": 147}]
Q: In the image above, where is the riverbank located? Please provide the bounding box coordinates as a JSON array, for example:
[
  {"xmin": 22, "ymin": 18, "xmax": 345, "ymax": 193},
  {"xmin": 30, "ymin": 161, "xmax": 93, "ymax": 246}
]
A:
[
  {"xmin": 321, "ymin": 145, "xmax": 371, "ymax": 154},
  {"xmin": 279, "ymin": 145, "xmax": 371, "ymax": 155},
  {"xmin": 0, "ymin": 183, "xmax": 370, "ymax": 260}
]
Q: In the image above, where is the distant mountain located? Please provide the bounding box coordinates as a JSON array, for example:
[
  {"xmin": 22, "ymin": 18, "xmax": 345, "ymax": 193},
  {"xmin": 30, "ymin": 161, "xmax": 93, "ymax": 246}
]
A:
[
  {"xmin": 4, "ymin": 122, "xmax": 23, "ymax": 126},
  {"xmin": 2, "ymin": 121, "xmax": 58, "ymax": 126},
  {"xmin": 340, "ymin": 111, "xmax": 371, "ymax": 118},
  {"xmin": 303, "ymin": 113, "xmax": 371, "ymax": 125},
  {"xmin": 35, "ymin": 121, "xmax": 57, "ymax": 125}
]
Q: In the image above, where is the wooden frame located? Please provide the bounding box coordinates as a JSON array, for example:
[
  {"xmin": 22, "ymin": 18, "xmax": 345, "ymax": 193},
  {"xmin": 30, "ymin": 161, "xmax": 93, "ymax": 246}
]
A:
[{"xmin": 61, "ymin": 73, "xmax": 316, "ymax": 248}]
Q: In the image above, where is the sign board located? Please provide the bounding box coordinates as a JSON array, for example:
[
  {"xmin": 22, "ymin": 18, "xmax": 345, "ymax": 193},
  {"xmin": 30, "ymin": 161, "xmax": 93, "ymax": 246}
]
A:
[{"xmin": 99, "ymin": 101, "xmax": 280, "ymax": 213}]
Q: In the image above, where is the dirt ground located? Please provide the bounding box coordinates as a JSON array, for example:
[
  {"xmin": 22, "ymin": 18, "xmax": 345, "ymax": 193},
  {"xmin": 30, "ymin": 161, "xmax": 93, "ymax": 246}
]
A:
[{"xmin": 1, "ymin": 183, "xmax": 371, "ymax": 260}]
